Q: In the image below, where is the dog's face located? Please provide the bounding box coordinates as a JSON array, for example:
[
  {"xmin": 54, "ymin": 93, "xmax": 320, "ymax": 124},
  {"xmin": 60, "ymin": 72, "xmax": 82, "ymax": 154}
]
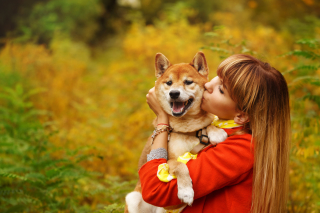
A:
[{"xmin": 154, "ymin": 52, "xmax": 209, "ymax": 117}]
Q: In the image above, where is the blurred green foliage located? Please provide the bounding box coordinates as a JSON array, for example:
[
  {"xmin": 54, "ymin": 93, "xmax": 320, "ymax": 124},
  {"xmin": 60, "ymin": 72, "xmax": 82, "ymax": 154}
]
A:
[
  {"xmin": 284, "ymin": 39, "xmax": 320, "ymax": 212},
  {"xmin": 0, "ymin": 84, "xmax": 91, "ymax": 212},
  {"xmin": 0, "ymin": 83, "xmax": 136, "ymax": 212},
  {"xmin": 1, "ymin": 0, "xmax": 320, "ymax": 44},
  {"xmin": 16, "ymin": 0, "xmax": 103, "ymax": 43},
  {"xmin": 0, "ymin": 0, "xmax": 320, "ymax": 212}
]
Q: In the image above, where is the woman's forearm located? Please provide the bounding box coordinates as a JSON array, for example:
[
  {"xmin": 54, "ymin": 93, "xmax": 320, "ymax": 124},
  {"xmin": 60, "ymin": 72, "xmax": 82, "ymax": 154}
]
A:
[{"xmin": 151, "ymin": 113, "xmax": 169, "ymax": 151}]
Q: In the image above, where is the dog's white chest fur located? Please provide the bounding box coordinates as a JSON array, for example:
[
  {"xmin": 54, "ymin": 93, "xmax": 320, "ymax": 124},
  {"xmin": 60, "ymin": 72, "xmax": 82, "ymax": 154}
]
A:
[{"xmin": 168, "ymin": 133, "xmax": 199, "ymax": 159}]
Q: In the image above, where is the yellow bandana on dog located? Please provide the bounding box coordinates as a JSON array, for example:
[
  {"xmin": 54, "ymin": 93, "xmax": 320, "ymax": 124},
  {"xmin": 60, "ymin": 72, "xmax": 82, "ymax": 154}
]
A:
[
  {"xmin": 165, "ymin": 205, "xmax": 187, "ymax": 213},
  {"xmin": 157, "ymin": 152, "xmax": 198, "ymax": 182},
  {"xmin": 211, "ymin": 115, "xmax": 243, "ymax": 129},
  {"xmin": 157, "ymin": 116, "xmax": 242, "ymax": 183}
]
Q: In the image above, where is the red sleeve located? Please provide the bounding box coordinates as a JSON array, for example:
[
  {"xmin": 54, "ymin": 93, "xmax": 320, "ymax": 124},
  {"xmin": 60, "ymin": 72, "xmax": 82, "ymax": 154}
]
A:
[{"xmin": 138, "ymin": 133, "xmax": 254, "ymax": 207}]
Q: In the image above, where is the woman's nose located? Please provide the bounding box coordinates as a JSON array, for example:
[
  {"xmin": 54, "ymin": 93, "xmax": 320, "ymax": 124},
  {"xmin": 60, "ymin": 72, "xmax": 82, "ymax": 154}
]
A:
[{"xmin": 204, "ymin": 82, "xmax": 213, "ymax": 93}]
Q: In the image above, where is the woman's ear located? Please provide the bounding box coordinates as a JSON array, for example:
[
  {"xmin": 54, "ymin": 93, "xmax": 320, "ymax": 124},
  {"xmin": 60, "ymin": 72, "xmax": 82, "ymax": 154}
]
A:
[{"xmin": 234, "ymin": 112, "xmax": 249, "ymax": 125}]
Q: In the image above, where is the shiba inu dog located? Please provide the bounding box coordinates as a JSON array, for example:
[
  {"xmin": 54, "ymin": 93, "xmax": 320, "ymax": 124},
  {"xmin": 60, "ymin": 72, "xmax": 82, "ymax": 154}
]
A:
[{"xmin": 125, "ymin": 52, "xmax": 227, "ymax": 213}]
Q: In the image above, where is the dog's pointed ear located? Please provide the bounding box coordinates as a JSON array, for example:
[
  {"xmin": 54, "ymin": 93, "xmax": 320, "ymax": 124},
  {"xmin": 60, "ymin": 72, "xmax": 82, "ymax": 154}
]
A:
[
  {"xmin": 191, "ymin": 52, "xmax": 209, "ymax": 78},
  {"xmin": 155, "ymin": 53, "xmax": 171, "ymax": 78}
]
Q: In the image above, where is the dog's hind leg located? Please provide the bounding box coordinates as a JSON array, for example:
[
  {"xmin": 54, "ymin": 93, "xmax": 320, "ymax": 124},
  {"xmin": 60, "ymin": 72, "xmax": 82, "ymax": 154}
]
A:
[
  {"xmin": 124, "ymin": 203, "xmax": 129, "ymax": 213},
  {"xmin": 125, "ymin": 191, "xmax": 164, "ymax": 213},
  {"xmin": 167, "ymin": 159, "xmax": 194, "ymax": 206},
  {"xmin": 125, "ymin": 191, "xmax": 143, "ymax": 213}
]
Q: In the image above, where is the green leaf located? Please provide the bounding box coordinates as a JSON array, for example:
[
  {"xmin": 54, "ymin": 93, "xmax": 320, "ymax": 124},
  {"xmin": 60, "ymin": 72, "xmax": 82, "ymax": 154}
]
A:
[
  {"xmin": 296, "ymin": 39, "xmax": 320, "ymax": 49},
  {"xmin": 0, "ymin": 171, "xmax": 28, "ymax": 181},
  {"xmin": 206, "ymin": 46, "xmax": 231, "ymax": 54},
  {"xmin": 45, "ymin": 168, "xmax": 61, "ymax": 179},
  {"xmin": 25, "ymin": 172, "xmax": 46, "ymax": 183},
  {"xmin": 281, "ymin": 50, "xmax": 320, "ymax": 60},
  {"xmin": 204, "ymin": 32, "xmax": 218, "ymax": 37},
  {"xmin": 309, "ymin": 80, "xmax": 320, "ymax": 87},
  {"xmin": 289, "ymin": 76, "xmax": 320, "ymax": 85},
  {"xmin": 282, "ymin": 65, "xmax": 320, "ymax": 75}
]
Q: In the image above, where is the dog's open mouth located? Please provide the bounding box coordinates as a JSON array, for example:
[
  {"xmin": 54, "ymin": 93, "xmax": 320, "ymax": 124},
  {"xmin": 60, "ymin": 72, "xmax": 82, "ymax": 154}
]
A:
[{"xmin": 170, "ymin": 98, "xmax": 193, "ymax": 117}]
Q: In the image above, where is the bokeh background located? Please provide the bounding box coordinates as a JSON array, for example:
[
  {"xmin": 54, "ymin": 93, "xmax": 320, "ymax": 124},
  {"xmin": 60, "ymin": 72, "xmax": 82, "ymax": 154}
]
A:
[{"xmin": 0, "ymin": 0, "xmax": 319, "ymax": 212}]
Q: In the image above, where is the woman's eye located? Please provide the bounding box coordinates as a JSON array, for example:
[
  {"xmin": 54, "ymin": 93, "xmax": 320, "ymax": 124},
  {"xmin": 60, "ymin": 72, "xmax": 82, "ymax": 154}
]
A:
[
  {"xmin": 218, "ymin": 85, "xmax": 224, "ymax": 94},
  {"xmin": 166, "ymin": 81, "xmax": 172, "ymax": 86},
  {"xmin": 185, "ymin": 80, "xmax": 193, "ymax": 85}
]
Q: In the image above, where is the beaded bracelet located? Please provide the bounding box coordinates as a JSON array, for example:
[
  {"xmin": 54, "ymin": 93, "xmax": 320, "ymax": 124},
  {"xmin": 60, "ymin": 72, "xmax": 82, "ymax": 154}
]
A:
[
  {"xmin": 151, "ymin": 125, "xmax": 173, "ymax": 145},
  {"xmin": 157, "ymin": 123, "xmax": 169, "ymax": 126}
]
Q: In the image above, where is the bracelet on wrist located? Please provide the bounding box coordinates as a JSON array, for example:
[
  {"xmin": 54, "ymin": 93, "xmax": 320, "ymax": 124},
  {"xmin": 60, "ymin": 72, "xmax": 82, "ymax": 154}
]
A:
[
  {"xmin": 151, "ymin": 125, "xmax": 173, "ymax": 145},
  {"xmin": 157, "ymin": 123, "xmax": 169, "ymax": 126}
]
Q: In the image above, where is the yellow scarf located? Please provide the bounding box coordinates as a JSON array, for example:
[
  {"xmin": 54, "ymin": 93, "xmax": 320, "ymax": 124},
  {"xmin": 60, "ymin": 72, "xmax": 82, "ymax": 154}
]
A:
[{"xmin": 211, "ymin": 115, "xmax": 243, "ymax": 129}]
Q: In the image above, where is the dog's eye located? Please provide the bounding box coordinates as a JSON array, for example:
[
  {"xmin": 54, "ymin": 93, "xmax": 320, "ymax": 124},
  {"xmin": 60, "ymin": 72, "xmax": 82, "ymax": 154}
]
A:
[
  {"xmin": 166, "ymin": 81, "xmax": 172, "ymax": 86},
  {"xmin": 185, "ymin": 80, "xmax": 193, "ymax": 85}
]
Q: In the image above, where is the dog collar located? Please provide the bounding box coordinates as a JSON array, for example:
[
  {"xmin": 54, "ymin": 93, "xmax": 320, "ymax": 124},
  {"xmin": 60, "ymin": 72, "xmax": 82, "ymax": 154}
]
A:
[
  {"xmin": 173, "ymin": 116, "xmax": 242, "ymax": 154},
  {"xmin": 191, "ymin": 116, "xmax": 243, "ymax": 154},
  {"xmin": 194, "ymin": 116, "xmax": 242, "ymax": 146}
]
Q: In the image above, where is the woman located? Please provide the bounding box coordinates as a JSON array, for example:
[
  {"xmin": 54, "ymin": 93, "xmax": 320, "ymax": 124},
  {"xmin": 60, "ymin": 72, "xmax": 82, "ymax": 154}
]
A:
[{"xmin": 141, "ymin": 54, "xmax": 291, "ymax": 213}]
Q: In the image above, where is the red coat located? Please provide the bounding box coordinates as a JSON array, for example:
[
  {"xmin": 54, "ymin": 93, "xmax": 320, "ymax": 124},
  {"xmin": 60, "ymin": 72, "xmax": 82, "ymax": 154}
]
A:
[{"xmin": 139, "ymin": 127, "xmax": 254, "ymax": 213}]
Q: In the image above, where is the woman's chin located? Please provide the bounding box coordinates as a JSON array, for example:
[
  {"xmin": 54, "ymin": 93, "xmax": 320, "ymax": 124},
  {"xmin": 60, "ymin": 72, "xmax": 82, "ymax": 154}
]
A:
[{"xmin": 200, "ymin": 104, "xmax": 207, "ymax": 112}]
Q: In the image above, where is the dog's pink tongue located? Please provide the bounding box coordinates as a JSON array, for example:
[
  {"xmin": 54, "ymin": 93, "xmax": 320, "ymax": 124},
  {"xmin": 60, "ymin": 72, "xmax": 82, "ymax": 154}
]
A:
[{"xmin": 172, "ymin": 102, "xmax": 184, "ymax": 113}]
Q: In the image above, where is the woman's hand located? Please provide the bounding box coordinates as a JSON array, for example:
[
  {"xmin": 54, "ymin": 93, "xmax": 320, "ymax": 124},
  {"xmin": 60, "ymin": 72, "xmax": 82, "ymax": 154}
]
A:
[{"xmin": 146, "ymin": 87, "xmax": 169, "ymax": 124}]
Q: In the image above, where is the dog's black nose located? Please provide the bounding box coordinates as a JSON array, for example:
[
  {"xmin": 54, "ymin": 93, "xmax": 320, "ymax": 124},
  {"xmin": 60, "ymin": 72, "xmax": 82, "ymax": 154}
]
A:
[{"xmin": 169, "ymin": 90, "xmax": 180, "ymax": 99}]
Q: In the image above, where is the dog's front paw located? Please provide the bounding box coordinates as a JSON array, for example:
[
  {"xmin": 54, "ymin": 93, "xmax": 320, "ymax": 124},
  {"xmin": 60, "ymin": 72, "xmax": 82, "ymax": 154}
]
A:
[
  {"xmin": 177, "ymin": 186, "xmax": 194, "ymax": 206},
  {"xmin": 207, "ymin": 126, "xmax": 228, "ymax": 143}
]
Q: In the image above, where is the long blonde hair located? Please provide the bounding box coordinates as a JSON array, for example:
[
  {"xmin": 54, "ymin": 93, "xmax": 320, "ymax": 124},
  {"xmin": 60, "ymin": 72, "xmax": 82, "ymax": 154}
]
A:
[{"xmin": 217, "ymin": 54, "xmax": 291, "ymax": 213}]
